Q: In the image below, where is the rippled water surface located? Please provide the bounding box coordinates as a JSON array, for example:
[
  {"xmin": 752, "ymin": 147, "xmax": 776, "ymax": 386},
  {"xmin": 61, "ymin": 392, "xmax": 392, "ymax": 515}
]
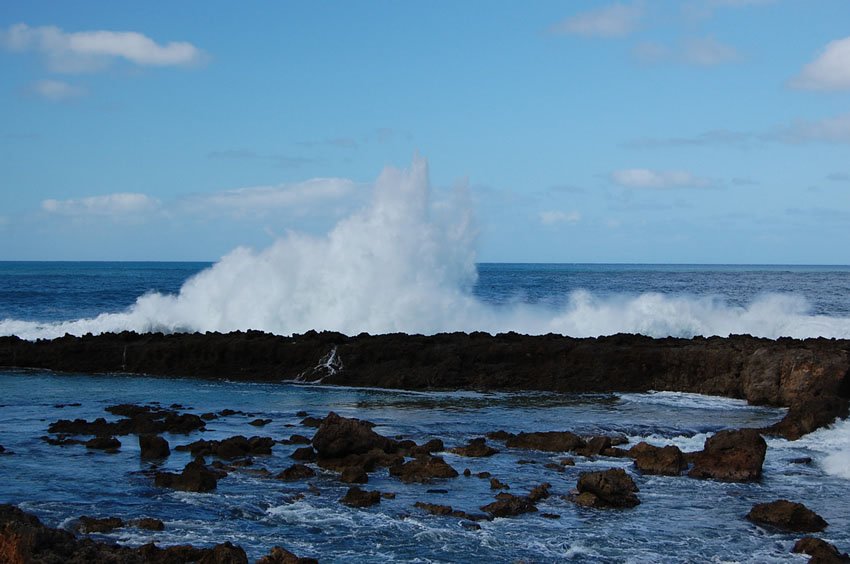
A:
[{"xmin": 1, "ymin": 371, "xmax": 848, "ymax": 563}]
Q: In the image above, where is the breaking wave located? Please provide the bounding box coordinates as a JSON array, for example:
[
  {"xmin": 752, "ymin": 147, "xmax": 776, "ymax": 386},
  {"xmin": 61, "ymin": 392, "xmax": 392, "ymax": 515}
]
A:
[{"xmin": 3, "ymin": 157, "xmax": 850, "ymax": 341}]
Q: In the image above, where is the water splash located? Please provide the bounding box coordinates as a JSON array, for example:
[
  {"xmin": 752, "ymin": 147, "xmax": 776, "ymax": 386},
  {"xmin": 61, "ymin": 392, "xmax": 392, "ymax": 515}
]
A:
[{"xmin": 3, "ymin": 157, "xmax": 850, "ymax": 341}]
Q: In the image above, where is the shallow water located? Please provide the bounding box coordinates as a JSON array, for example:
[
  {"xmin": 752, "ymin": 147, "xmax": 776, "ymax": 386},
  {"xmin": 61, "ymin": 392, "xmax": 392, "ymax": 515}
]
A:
[{"xmin": 1, "ymin": 371, "xmax": 847, "ymax": 562}]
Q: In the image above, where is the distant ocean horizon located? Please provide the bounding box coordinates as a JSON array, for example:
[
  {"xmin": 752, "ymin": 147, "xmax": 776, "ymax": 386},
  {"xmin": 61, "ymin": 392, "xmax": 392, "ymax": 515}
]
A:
[{"xmin": 1, "ymin": 261, "xmax": 849, "ymax": 340}]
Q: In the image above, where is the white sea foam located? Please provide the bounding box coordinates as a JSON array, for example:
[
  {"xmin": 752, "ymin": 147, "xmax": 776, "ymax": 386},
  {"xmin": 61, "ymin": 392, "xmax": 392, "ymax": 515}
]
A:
[
  {"xmin": 3, "ymin": 157, "xmax": 850, "ymax": 341},
  {"xmin": 774, "ymin": 418, "xmax": 850, "ymax": 480}
]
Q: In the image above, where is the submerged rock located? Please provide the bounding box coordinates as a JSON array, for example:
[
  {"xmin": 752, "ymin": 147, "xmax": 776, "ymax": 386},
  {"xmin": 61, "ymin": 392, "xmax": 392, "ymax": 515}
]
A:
[
  {"xmin": 630, "ymin": 442, "xmax": 687, "ymax": 476},
  {"xmin": 276, "ymin": 464, "xmax": 316, "ymax": 482},
  {"xmin": 340, "ymin": 486, "xmax": 381, "ymax": 508},
  {"xmin": 688, "ymin": 429, "xmax": 767, "ymax": 482},
  {"xmin": 574, "ymin": 468, "xmax": 640, "ymax": 508},
  {"xmin": 792, "ymin": 537, "xmax": 850, "ymax": 563},
  {"xmin": 154, "ymin": 458, "xmax": 219, "ymax": 492},
  {"xmin": 449, "ymin": 437, "xmax": 499, "ymax": 457},
  {"xmin": 139, "ymin": 434, "xmax": 170, "ymax": 459},
  {"xmin": 84, "ymin": 436, "xmax": 120, "ymax": 451},
  {"xmin": 257, "ymin": 545, "xmax": 319, "ymax": 564},
  {"xmin": 505, "ymin": 431, "xmax": 585, "ymax": 453},
  {"xmin": 747, "ymin": 500, "xmax": 828, "ymax": 533},
  {"xmin": 389, "ymin": 456, "xmax": 459, "ymax": 483}
]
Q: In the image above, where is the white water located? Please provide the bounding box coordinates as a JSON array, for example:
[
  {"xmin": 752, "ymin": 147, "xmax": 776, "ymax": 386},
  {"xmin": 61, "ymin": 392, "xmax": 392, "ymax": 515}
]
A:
[{"xmin": 3, "ymin": 157, "xmax": 850, "ymax": 341}]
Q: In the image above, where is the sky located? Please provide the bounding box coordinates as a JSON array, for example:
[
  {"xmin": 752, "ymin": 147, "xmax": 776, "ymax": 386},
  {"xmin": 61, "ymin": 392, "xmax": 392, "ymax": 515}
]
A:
[{"xmin": 1, "ymin": 0, "xmax": 849, "ymax": 264}]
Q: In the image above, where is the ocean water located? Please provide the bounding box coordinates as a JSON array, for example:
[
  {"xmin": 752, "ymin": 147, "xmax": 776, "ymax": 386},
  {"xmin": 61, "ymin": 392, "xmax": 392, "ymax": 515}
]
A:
[
  {"xmin": 2, "ymin": 371, "xmax": 849, "ymax": 563},
  {"xmin": 1, "ymin": 160, "xmax": 849, "ymax": 561}
]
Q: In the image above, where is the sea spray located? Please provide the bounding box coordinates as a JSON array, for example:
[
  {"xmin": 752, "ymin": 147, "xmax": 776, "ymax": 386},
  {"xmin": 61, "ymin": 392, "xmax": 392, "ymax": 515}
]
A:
[{"xmin": 3, "ymin": 157, "xmax": 850, "ymax": 340}]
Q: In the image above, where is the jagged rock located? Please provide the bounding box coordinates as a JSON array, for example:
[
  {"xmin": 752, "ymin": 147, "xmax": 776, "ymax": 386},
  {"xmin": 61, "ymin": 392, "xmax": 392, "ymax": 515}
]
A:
[
  {"xmin": 389, "ymin": 456, "xmax": 459, "ymax": 483},
  {"xmin": 75, "ymin": 516, "xmax": 124, "ymax": 533},
  {"xmin": 630, "ymin": 442, "xmax": 687, "ymax": 476},
  {"xmin": 49, "ymin": 404, "xmax": 206, "ymax": 438},
  {"xmin": 154, "ymin": 458, "xmax": 219, "ymax": 492},
  {"xmin": 688, "ymin": 429, "xmax": 767, "ymax": 482},
  {"xmin": 450, "ymin": 438, "xmax": 499, "ymax": 457},
  {"xmin": 747, "ymin": 500, "xmax": 828, "ymax": 533},
  {"xmin": 480, "ymin": 493, "xmax": 537, "ymax": 517},
  {"xmin": 340, "ymin": 466, "xmax": 368, "ymax": 484},
  {"xmin": 84, "ymin": 436, "xmax": 120, "ymax": 451},
  {"xmin": 276, "ymin": 464, "xmax": 316, "ymax": 481},
  {"xmin": 576, "ymin": 436, "xmax": 612, "ymax": 457},
  {"xmin": 311, "ymin": 412, "xmax": 395, "ymax": 459},
  {"xmin": 506, "ymin": 431, "xmax": 585, "ymax": 453},
  {"xmin": 139, "ymin": 434, "xmax": 170, "ymax": 459},
  {"xmin": 490, "ymin": 478, "xmax": 509, "ymax": 490},
  {"xmin": 574, "ymin": 468, "xmax": 640, "ymax": 508},
  {"xmin": 0, "ymin": 504, "xmax": 246, "ymax": 563},
  {"xmin": 177, "ymin": 436, "xmax": 274, "ymax": 460},
  {"xmin": 291, "ymin": 446, "xmax": 317, "ymax": 462},
  {"xmin": 793, "ymin": 537, "xmax": 850, "ymax": 563},
  {"xmin": 528, "ymin": 483, "xmax": 551, "ymax": 502},
  {"xmin": 131, "ymin": 517, "xmax": 165, "ymax": 531},
  {"xmin": 257, "ymin": 546, "xmax": 319, "ymax": 564},
  {"xmin": 340, "ymin": 486, "xmax": 381, "ymax": 508}
]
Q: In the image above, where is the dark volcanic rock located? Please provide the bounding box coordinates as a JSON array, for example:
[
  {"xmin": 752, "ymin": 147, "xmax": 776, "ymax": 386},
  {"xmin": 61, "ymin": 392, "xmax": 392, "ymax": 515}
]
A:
[
  {"xmin": 489, "ymin": 477, "xmax": 509, "ymax": 490},
  {"xmin": 340, "ymin": 486, "xmax": 381, "ymax": 508},
  {"xmin": 793, "ymin": 537, "xmax": 850, "ymax": 563},
  {"xmin": 688, "ymin": 429, "xmax": 767, "ymax": 482},
  {"xmin": 291, "ymin": 446, "xmax": 317, "ymax": 462},
  {"xmin": 506, "ymin": 431, "xmax": 585, "ymax": 453},
  {"xmin": 76, "ymin": 516, "xmax": 124, "ymax": 533},
  {"xmin": 574, "ymin": 468, "xmax": 640, "ymax": 508},
  {"xmin": 340, "ymin": 466, "xmax": 369, "ymax": 484},
  {"xmin": 450, "ymin": 437, "xmax": 499, "ymax": 457},
  {"xmin": 0, "ymin": 503, "xmax": 246, "ymax": 563},
  {"xmin": 131, "ymin": 517, "xmax": 165, "ymax": 531},
  {"xmin": 311, "ymin": 412, "xmax": 395, "ymax": 459},
  {"xmin": 276, "ymin": 464, "xmax": 316, "ymax": 481},
  {"xmin": 746, "ymin": 500, "xmax": 828, "ymax": 533},
  {"xmin": 480, "ymin": 493, "xmax": 537, "ymax": 518},
  {"xmin": 576, "ymin": 435, "xmax": 612, "ymax": 457},
  {"xmin": 139, "ymin": 434, "xmax": 170, "ymax": 459},
  {"xmin": 155, "ymin": 458, "xmax": 219, "ymax": 492},
  {"xmin": 249, "ymin": 418, "xmax": 272, "ymax": 427},
  {"xmin": 257, "ymin": 546, "xmax": 319, "ymax": 564},
  {"xmin": 630, "ymin": 442, "xmax": 687, "ymax": 476},
  {"xmin": 4, "ymin": 331, "xmax": 849, "ymax": 439},
  {"xmin": 177, "ymin": 435, "xmax": 274, "ymax": 460},
  {"xmin": 84, "ymin": 436, "xmax": 120, "ymax": 451},
  {"xmin": 389, "ymin": 456, "xmax": 459, "ymax": 483}
]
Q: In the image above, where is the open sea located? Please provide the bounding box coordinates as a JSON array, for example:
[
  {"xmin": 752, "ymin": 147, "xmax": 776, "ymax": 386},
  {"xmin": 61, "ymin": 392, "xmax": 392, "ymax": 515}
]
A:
[{"xmin": 1, "ymin": 262, "xmax": 850, "ymax": 562}]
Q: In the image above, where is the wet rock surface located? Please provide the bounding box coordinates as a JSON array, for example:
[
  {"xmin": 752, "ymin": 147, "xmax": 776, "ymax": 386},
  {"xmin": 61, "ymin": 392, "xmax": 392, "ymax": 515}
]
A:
[
  {"xmin": 793, "ymin": 537, "xmax": 850, "ymax": 563},
  {"xmin": 4, "ymin": 331, "xmax": 848, "ymax": 439},
  {"xmin": 688, "ymin": 429, "xmax": 767, "ymax": 482},
  {"xmin": 176, "ymin": 435, "xmax": 274, "ymax": 460},
  {"xmin": 574, "ymin": 468, "xmax": 640, "ymax": 508},
  {"xmin": 449, "ymin": 437, "xmax": 499, "ymax": 457},
  {"xmin": 139, "ymin": 434, "xmax": 170, "ymax": 459},
  {"xmin": 504, "ymin": 431, "xmax": 585, "ymax": 452},
  {"xmin": 389, "ymin": 456, "xmax": 459, "ymax": 483},
  {"xmin": 340, "ymin": 486, "xmax": 381, "ymax": 508},
  {"xmin": 746, "ymin": 500, "xmax": 829, "ymax": 533},
  {"xmin": 256, "ymin": 546, "xmax": 319, "ymax": 564},
  {"xmin": 154, "ymin": 458, "xmax": 220, "ymax": 492},
  {"xmin": 629, "ymin": 442, "xmax": 687, "ymax": 476}
]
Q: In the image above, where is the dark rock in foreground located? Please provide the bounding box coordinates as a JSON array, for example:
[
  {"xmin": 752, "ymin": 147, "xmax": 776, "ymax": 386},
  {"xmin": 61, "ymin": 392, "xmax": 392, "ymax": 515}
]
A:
[
  {"xmin": 574, "ymin": 468, "xmax": 640, "ymax": 508},
  {"xmin": 154, "ymin": 458, "xmax": 219, "ymax": 492},
  {"xmin": 4, "ymin": 331, "xmax": 848, "ymax": 439},
  {"xmin": 629, "ymin": 442, "xmax": 687, "ymax": 476},
  {"xmin": 0, "ymin": 503, "xmax": 247, "ymax": 563},
  {"xmin": 139, "ymin": 434, "xmax": 170, "ymax": 459},
  {"xmin": 257, "ymin": 546, "xmax": 319, "ymax": 564},
  {"xmin": 747, "ymin": 500, "xmax": 828, "ymax": 533},
  {"xmin": 793, "ymin": 537, "xmax": 850, "ymax": 563},
  {"xmin": 688, "ymin": 429, "xmax": 767, "ymax": 482},
  {"xmin": 75, "ymin": 516, "xmax": 124, "ymax": 534}
]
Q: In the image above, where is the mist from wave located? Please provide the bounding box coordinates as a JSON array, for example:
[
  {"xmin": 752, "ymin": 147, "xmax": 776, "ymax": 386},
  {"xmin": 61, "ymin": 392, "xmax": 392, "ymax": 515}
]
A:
[{"xmin": 3, "ymin": 157, "xmax": 850, "ymax": 341}]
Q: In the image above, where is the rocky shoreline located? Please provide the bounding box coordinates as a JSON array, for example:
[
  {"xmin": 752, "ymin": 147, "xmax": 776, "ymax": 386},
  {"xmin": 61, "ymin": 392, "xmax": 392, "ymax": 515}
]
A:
[{"xmin": 1, "ymin": 330, "xmax": 849, "ymax": 438}]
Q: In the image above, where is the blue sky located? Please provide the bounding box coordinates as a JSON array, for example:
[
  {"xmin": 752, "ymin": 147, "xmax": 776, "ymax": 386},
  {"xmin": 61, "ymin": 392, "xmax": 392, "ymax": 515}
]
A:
[{"xmin": 1, "ymin": 0, "xmax": 848, "ymax": 263}]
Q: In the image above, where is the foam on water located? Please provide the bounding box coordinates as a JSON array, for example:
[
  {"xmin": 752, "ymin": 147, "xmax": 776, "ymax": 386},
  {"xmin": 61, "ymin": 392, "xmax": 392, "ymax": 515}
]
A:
[
  {"xmin": 3, "ymin": 157, "xmax": 850, "ymax": 341},
  {"xmin": 774, "ymin": 418, "xmax": 850, "ymax": 480}
]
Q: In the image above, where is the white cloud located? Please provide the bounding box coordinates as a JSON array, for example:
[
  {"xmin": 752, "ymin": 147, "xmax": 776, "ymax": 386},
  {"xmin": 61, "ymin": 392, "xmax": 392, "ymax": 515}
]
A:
[
  {"xmin": 791, "ymin": 37, "xmax": 850, "ymax": 91},
  {"xmin": 633, "ymin": 37, "xmax": 740, "ymax": 66},
  {"xmin": 184, "ymin": 178, "xmax": 358, "ymax": 218},
  {"xmin": 42, "ymin": 193, "xmax": 161, "ymax": 216},
  {"xmin": 682, "ymin": 36, "xmax": 740, "ymax": 65},
  {"xmin": 1, "ymin": 23, "xmax": 204, "ymax": 73},
  {"xmin": 611, "ymin": 169, "xmax": 712, "ymax": 189},
  {"xmin": 769, "ymin": 114, "xmax": 850, "ymax": 144},
  {"xmin": 548, "ymin": 2, "xmax": 643, "ymax": 38},
  {"xmin": 29, "ymin": 79, "xmax": 86, "ymax": 101},
  {"xmin": 539, "ymin": 210, "xmax": 581, "ymax": 225}
]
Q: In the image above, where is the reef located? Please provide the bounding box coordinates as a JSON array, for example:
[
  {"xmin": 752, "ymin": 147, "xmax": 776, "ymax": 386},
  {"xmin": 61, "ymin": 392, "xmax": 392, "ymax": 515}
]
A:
[{"xmin": 1, "ymin": 330, "xmax": 849, "ymax": 438}]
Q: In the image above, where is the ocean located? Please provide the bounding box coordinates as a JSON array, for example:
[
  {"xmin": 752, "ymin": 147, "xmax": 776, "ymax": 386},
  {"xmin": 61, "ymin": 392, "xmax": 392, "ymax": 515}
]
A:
[{"xmin": 1, "ymin": 261, "xmax": 850, "ymax": 562}]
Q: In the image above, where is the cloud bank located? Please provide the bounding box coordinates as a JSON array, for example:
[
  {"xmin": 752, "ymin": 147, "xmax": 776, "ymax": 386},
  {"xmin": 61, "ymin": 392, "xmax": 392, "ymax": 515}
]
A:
[
  {"xmin": 611, "ymin": 169, "xmax": 712, "ymax": 189},
  {"xmin": 791, "ymin": 36, "xmax": 850, "ymax": 91}
]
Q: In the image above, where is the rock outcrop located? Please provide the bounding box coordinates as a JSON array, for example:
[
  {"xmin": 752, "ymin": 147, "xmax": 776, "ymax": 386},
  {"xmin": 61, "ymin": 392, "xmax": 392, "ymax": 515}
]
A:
[
  {"xmin": 746, "ymin": 500, "xmax": 828, "ymax": 533},
  {"xmin": 688, "ymin": 429, "xmax": 767, "ymax": 482},
  {"xmin": 573, "ymin": 468, "xmax": 640, "ymax": 508},
  {"xmin": 3, "ymin": 331, "xmax": 848, "ymax": 439}
]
